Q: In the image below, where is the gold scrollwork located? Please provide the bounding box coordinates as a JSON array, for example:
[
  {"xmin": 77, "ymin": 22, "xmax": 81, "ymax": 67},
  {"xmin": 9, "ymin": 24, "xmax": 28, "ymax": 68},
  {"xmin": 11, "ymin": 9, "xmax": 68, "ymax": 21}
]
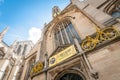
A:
[
  {"xmin": 103, "ymin": 27, "xmax": 119, "ymax": 40},
  {"xmin": 30, "ymin": 62, "xmax": 43, "ymax": 77},
  {"xmin": 81, "ymin": 36, "xmax": 96, "ymax": 51},
  {"xmin": 81, "ymin": 27, "xmax": 119, "ymax": 51}
]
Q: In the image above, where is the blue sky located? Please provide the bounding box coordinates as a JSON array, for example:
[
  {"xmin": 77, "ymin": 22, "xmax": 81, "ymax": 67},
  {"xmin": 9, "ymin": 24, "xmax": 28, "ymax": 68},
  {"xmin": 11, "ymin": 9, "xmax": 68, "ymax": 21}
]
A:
[{"xmin": 0, "ymin": 0, "xmax": 70, "ymax": 45}]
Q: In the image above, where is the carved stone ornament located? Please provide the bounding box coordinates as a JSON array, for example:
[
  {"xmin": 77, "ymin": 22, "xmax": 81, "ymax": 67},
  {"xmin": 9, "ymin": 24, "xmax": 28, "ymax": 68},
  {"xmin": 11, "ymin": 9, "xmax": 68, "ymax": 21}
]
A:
[{"xmin": 52, "ymin": 6, "xmax": 61, "ymax": 18}]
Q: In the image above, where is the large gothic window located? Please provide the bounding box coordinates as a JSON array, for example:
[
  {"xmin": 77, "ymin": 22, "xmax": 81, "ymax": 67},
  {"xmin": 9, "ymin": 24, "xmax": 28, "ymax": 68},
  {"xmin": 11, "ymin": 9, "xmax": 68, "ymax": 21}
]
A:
[
  {"xmin": 0, "ymin": 51, "xmax": 4, "ymax": 59},
  {"xmin": 54, "ymin": 20, "xmax": 81, "ymax": 47},
  {"xmin": 22, "ymin": 44, "xmax": 27, "ymax": 55}
]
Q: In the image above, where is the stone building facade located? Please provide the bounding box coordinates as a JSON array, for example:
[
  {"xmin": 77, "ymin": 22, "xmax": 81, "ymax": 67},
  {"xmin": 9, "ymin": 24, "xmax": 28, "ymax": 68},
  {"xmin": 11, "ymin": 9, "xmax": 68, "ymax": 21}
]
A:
[
  {"xmin": 0, "ymin": 28, "xmax": 34, "ymax": 80},
  {"xmin": 21, "ymin": 0, "xmax": 120, "ymax": 80},
  {"xmin": 0, "ymin": 0, "xmax": 120, "ymax": 80}
]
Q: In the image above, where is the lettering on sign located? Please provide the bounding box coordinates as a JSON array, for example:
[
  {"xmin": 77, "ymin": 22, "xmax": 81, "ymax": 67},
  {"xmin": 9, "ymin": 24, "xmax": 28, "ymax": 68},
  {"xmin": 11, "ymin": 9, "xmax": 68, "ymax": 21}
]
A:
[{"xmin": 49, "ymin": 45, "xmax": 77, "ymax": 67}]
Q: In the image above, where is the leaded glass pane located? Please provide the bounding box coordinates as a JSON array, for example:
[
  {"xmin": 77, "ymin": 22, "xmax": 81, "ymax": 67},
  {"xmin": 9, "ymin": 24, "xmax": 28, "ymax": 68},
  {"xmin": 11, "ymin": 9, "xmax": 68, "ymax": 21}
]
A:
[
  {"xmin": 66, "ymin": 26, "xmax": 74, "ymax": 43},
  {"xmin": 68, "ymin": 23, "xmax": 81, "ymax": 43},
  {"xmin": 54, "ymin": 20, "xmax": 81, "ymax": 47},
  {"xmin": 61, "ymin": 29, "xmax": 68, "ymax": 44},
  {"xmin": 111, "ymin": 11, "xmax": 120, "ymax": 18}
]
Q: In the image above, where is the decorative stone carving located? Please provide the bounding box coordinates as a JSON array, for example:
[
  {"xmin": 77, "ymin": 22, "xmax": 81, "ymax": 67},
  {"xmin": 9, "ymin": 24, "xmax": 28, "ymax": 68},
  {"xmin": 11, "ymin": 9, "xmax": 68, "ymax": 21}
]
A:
[{"xmin": 52, "ymin": 6, "xmax": 61, "ymax": 18}]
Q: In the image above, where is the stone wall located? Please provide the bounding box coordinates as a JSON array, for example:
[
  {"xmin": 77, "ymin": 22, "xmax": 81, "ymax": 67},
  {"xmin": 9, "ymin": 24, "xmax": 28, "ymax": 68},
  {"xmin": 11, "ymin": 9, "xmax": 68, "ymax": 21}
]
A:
[
  {"xmin": 88, "ymin": 40, "xmax": 120, "ymax": 80},
  {"xmin": 32, "ymin": 72, "xmax": 46, "ymax": 80}
]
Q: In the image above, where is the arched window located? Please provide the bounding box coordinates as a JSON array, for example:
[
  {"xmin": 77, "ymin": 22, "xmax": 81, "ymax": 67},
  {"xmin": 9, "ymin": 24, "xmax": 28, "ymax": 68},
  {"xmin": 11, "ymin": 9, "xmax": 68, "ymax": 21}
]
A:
[
  {"xmin": 55, "ymin": 69, "xmax": 86, "ymax": 80},
  {"xmin": 22, "ymin": 44, "xmax": 27, "ymax": 55},
  {"xmin": 0, "ymin": 51, "xmax": 4, "ymax": 59},
  {"xmin": 17, "ymin": 45, "xmax": 22, "ymax": 55},
  {"xmin": 60, "ymin": 73, "xmax": 84, "ymax": 80},
  {"xmin": 54, "ymin": 20, "xmax": 81, "ymax": 47},
  {"xmin": 25, "ymin": 56, "xmax": 36, "ymax": 80}
]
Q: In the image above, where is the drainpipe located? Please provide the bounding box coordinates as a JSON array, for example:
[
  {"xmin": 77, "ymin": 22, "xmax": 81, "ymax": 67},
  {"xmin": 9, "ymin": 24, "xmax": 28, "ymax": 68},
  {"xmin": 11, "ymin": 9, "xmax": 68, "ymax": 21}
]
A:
[
  {"xmin": 44, "ymin": 53, "xmax": 48, "ymax": 69},
  {"xmin": 74, "ymin": 38, "xmax": 99, "ymax": 80},
  {"xmin": 45, "ymin": 71, "xmax": 47, "ymax": 80},
  {"xmin": 44, "ymin": 53, "xmax": 48, "ymax": 80}
]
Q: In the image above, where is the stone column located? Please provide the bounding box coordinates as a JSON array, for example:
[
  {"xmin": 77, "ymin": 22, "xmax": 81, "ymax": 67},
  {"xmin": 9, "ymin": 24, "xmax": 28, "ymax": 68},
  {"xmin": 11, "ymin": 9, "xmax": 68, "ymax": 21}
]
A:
[
  {"xmin": 44, "ymin": 53, "xmax": 48, "ymax": 69},
  {"xmin": 0, "ymin": 27, "xmax": 9, "ymax": 42},
  {"xmin": 0, "ymin": 59, "xmax": 9, "ymax": 80},
  {"xmin": 74, "ymin": 38, "xmax": 99, "ymax": 80},
  {"xmin": 11, "ymin": 66, "xmax": 19, "ymax": 80}
]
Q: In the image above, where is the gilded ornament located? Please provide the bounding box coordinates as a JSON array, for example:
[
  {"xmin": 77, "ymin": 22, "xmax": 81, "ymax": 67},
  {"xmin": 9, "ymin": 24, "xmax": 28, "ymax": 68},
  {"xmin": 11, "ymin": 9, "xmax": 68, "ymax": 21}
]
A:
[
  {"xmin": 81, "ymin": 27, "xmax": 119, "ymax": 51},
  {"xmin": 30, "ymin": 62, "xmax": 43, "ymax": 77}
]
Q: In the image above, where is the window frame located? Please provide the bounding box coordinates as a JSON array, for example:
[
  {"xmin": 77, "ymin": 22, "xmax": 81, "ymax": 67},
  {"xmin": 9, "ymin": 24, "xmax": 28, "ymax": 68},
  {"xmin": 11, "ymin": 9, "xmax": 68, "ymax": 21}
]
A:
[{"xmin": 53, "ymin": 20, "xmax": 81, "ymax": 48}]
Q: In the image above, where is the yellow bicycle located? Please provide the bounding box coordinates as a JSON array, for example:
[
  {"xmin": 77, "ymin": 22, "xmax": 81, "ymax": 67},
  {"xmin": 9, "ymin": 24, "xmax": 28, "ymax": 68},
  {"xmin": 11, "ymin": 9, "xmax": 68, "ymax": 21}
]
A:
[{"xmin": 81, "ymin": 27, "xmax": 119, "ymax": 51}]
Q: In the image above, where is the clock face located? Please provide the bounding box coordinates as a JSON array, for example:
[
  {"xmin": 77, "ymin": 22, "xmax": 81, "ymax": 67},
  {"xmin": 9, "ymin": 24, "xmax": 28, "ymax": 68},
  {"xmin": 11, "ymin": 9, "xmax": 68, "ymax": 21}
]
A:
[{"xmin": 49, "ymin": 57, "xmax": 56, "ymax": 64}]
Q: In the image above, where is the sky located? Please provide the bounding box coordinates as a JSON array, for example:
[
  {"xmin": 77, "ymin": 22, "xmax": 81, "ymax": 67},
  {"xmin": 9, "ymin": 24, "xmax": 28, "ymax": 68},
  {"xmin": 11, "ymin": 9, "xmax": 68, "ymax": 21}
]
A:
[{"xmin": 0, "ymin": 0, "xmax": 70, "ymax": 45}]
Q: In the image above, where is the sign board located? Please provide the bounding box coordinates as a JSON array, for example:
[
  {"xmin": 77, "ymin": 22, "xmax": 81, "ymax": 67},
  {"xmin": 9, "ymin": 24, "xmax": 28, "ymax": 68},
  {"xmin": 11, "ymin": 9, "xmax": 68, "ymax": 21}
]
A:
[{"xmin": 49, "ymin": 45, "xmax": 77, "ymax": 67}]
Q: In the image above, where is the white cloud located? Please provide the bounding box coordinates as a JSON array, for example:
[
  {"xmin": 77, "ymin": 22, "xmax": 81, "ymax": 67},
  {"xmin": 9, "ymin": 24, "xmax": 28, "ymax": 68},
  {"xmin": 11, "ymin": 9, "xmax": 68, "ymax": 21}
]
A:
[{"xmin": 28, "ymin": 27, "xmax": 41, "ymax": 44}]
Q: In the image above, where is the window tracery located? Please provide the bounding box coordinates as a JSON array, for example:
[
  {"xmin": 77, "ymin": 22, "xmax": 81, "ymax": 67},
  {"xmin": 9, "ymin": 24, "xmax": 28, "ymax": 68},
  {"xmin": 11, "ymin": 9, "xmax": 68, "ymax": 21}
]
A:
[{"xmin": 54, "ymin": 20, "xmax": 81, "ymax": 47}]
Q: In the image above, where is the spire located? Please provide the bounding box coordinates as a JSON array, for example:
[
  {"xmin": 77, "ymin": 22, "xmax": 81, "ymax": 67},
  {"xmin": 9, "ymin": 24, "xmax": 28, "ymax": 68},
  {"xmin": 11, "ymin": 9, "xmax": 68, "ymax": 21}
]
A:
[
  {"xmin": 44, "ymin": 22, "xmax": 47, "ymax": 27},
  {"xmin": 4, "ymin": 39, "xmax": 18, "ymax": 59},
  {"xmin": 11, "ymin": 39, "xmax": 18, "ymax": 48},
  {"xmin": 0, "ymin": 27, "xmax": 9, "ymax": 40}
]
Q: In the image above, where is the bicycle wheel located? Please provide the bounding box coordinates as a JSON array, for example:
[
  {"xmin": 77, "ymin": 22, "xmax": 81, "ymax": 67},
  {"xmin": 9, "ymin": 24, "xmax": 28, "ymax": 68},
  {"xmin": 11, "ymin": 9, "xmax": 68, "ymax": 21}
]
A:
[
  {"xmin": 103, "ymin": 27, "xmax": 119, "ymax": 40},
  {"xmin": 81, "ymin": 39, "xmax": 96, "ymax": 51}
]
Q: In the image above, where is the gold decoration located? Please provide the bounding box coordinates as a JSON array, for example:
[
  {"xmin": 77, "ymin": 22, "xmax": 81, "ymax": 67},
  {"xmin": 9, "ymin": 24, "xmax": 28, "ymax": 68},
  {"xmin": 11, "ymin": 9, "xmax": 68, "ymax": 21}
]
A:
[
  {"xmin": 30, "ymin": 62, "xmax": 43, "ymax": 77},
  {"xmin": 103, "ymin": 27, "xmax": 119, "ymax": 40},
  {"xmin": 81, "ymin": 27, "xmax": 119, "ymax": 51}
]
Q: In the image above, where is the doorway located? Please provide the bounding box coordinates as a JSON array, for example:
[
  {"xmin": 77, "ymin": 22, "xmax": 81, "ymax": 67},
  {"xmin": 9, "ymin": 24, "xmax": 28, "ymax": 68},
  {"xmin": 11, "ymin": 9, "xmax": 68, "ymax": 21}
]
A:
[
  {"xmin": 59, "ymin": 73, "xmax": 84, "ymax": 80},
  {"xmin": 55, "ymin": 69, "xmax": 86, "ymax": 80}
]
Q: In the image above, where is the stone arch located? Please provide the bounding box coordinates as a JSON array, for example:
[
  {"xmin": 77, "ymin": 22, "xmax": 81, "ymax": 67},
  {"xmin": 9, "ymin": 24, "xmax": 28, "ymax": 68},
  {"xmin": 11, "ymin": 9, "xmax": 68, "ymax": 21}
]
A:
[
  {"xmin": 52, "ymin": 16, "xmax": 75, "ymax": 33},
  {"xmin": 51, "ymin": 17, "xmax": 81, "ymax": 45},
  {"xmin": 54, "ymin": 69, "xmax": 86, "ymax": 80},
  {"xmin": 51, "ymin": 16, "xmax": 81, "ymax": 38},
  {"xmin": 45, "ymin": 16, "xmax": 81, "ymax": 56}
]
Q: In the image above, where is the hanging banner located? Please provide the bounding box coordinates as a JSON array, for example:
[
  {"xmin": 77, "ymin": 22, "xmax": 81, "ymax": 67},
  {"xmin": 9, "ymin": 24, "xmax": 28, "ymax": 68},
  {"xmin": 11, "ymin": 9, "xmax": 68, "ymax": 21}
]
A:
[{"xmin": 49, "ymin": 45, "xmax": 77, "ymax": 67}]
